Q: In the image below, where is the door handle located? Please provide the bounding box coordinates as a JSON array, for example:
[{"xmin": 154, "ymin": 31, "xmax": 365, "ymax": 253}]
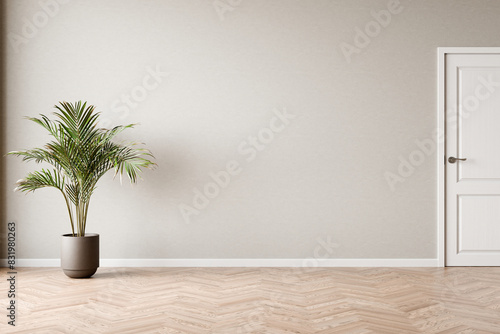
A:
[{"xmin": 448, "ymin": 157, "xmax": 467, "ymax": 164}]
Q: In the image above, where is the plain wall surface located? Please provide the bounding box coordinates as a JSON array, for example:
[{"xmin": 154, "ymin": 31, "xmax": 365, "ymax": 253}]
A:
[{"xmin": 4, "ymin": 0, "xmax": 500, "ymax": 260}]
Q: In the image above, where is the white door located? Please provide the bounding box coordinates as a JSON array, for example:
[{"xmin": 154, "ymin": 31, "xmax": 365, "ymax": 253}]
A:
[{"xmin": 445, "ymin": 50, "xmax": 500, "ymax": 266}]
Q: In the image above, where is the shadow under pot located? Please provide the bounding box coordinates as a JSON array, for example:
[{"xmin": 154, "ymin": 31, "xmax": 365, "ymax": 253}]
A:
[{"xmin": 61, "ymin": 233, "xmax": 100, "ymax": 278}]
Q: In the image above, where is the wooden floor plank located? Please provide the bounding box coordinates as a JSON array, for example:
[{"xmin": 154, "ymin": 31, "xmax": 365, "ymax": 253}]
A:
[{"xmin": 0, "ymin": 267, "xmax": 500, "ymax": 333}]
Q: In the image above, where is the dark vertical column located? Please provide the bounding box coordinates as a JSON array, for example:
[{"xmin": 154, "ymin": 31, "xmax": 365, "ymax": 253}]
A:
[{"xmin": 0, "ymin": 0, "xmax": 7, "ymax": 261}]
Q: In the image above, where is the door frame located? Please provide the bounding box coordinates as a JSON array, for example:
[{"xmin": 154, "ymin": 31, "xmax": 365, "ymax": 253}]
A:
[{"xmin": 437, "ymin": 47, "xmax": 500, "ymax": 267}]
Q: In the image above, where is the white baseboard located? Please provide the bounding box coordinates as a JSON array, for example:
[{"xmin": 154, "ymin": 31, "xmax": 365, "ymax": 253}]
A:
[{"xmin": 1, "ymin": 258, "xmax": 440, "ymax": 267}]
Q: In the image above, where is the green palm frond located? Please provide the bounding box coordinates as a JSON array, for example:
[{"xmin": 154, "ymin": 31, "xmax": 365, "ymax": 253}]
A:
[
  {"xmin": 9, "ymin": 147, "xmax": 55, "ymax": 165},
  {"xmin": 15, "ymin": 168, "xmax": 65, "ymax": 193},
  {"xmin": 8, "ymin": 101, "xmax": 157, "ymax": 237},
  {"xmin": 111, "ymin": 143, "xmax": 156, "ymax": 183}
]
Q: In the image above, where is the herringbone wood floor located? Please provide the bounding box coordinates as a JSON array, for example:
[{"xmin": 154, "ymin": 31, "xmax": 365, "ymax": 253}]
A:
[{"xmin": 1, "ymin": 267, "xmax": 500, "ymax": 333}]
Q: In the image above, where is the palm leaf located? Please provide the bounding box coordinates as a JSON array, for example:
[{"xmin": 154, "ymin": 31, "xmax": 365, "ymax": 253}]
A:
[
  {"xmin": 15, "ymin": 169, "xmax": 65, "ymax": 193},
  {"xmin": 8, "ymin": 101, "xmax": 156, "ymax": 236}
]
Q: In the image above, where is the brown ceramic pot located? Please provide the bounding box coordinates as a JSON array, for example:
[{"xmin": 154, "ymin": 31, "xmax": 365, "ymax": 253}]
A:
[{"xmin": 61, "ymin": 233, "xmax": 99, "ymax": 278}]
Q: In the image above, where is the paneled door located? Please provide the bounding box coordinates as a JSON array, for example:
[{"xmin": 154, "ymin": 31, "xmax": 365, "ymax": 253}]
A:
[{"xmin": 444, "ymin": 49, "xmax": 500, "ymax": 266}]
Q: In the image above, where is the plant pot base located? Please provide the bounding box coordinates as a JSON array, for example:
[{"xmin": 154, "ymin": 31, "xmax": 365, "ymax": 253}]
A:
[
  {"xmin": 61, "ymin": 233, "xmax": 100, "ymax": 279},
  {"xmin": 63, "ymin": 268, "xmax": 97, "ymax": 279}
]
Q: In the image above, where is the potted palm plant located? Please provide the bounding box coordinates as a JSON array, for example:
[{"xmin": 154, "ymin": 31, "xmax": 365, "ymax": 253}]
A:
[{"xmin": 9, "ymin": 101, "xmax": 156, "ymax": 278}]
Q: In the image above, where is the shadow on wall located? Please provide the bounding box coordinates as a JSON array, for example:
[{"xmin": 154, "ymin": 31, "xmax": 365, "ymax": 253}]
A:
[{"xmin": 0, "ymin": 0, "xmax": 6, "ymax": 260}]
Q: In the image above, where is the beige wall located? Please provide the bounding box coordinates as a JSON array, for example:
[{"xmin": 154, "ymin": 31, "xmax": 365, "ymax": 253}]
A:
[{"xmin": 3, "ymin": 0, "xmax": 500, "ymax": 260}]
